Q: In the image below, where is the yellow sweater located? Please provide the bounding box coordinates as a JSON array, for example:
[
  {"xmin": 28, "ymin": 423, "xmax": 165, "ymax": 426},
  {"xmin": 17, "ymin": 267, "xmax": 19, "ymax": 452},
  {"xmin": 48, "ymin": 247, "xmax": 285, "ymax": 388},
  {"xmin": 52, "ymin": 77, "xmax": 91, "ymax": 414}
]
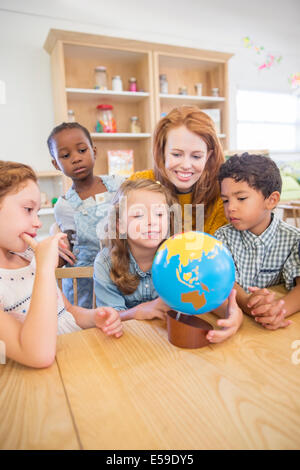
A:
[{"xmin": 129, "ymin": 169, "xmax": 227, "ymax": 235}]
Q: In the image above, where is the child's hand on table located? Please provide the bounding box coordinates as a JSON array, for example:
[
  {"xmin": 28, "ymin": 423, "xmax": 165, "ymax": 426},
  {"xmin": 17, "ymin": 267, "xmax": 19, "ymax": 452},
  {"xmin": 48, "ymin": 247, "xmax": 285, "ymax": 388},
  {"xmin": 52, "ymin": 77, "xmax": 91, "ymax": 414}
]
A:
[
  {"xmin": 134, "ymin": 297, "xmax": 169, "ymax": 321},
  {"xmin": 207, "ymin": 289, "xmax": 243, "ymax": 343},
  {"xmin": 247, "ymin": 286, "xmax": 292, "ymax": 330},
  {"xmin": 94, "ymin": 307, "xmax": 123, "ymax": 338}
]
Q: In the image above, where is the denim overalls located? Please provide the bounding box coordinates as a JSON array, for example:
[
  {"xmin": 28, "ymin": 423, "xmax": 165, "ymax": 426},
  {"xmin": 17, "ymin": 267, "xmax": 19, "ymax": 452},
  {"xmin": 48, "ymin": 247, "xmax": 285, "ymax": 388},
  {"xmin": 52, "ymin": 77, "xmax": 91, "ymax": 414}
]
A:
[{"xmin": 62, "ymin": 175, "xmax": 124, "ymax": 308}]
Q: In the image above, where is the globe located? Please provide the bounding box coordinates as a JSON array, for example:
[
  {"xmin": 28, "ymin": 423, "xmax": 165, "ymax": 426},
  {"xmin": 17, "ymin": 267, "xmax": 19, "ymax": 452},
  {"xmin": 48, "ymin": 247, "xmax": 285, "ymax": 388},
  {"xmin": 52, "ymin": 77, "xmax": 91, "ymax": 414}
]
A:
[{"xmin": 152, "ymin": 231, "xmax": 235, "ymax": 315}]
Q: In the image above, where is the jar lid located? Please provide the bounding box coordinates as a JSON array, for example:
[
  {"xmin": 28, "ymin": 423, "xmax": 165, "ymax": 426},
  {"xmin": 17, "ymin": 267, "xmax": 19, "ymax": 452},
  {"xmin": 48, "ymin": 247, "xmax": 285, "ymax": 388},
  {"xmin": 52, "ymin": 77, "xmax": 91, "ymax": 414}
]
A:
[
  {"xmin": 96, "ymin": 104, "xmax": 113, "ymax": 110},
  {"xmin": 129, "ymin": 77, "xmax": 137, "ymax": 82},
  {"xmin": 159, "ymin": 74, "xmax": 167, "ymax": 79},
  {"xmin": 130, "ymin": 116, "xmax": 138, "ymax": 121},
  {"xmin": 95, "ymin": 66, "xmax": 107, "ymax": 71},
  {"xmin": 112, "ymin": 75, "xmax": 121, "ymax": 79},
  {"xmin": 68, "ymin": 109, "xmax": 74, "ymax": 114}
]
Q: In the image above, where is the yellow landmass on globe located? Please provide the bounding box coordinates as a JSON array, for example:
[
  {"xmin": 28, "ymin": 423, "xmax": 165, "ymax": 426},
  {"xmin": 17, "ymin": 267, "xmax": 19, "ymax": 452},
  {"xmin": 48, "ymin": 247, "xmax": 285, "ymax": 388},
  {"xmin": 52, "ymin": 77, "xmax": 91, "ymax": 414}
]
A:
[
  {"xmin": 181, "ymin": 290, "xmax": 207, "ymax": 310},
  {"xmin": 159, "ymin": 232, "xmax": 223, "ymax": 267}
]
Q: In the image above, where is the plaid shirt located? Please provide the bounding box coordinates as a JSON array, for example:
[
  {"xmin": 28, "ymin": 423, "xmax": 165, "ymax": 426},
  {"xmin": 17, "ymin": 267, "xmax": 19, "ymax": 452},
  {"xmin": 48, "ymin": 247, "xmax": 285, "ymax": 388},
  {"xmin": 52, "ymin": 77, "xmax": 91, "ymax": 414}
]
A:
[{"xmin": 214, "ymin": 214, "xmax": 300, "ymax": 292}]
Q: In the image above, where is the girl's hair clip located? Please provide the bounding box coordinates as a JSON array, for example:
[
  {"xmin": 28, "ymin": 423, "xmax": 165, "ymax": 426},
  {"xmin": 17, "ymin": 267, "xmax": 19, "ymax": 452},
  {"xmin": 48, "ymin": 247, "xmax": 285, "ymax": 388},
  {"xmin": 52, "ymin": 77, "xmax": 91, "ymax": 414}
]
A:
[{"xmin": 155, "ymin": 180, "xmax": 161, "ymax": 185}]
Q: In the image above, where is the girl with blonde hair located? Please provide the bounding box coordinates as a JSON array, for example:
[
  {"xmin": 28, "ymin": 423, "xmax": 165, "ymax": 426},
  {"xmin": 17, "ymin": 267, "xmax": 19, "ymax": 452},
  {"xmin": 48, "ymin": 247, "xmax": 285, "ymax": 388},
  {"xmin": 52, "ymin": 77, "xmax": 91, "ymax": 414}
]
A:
[
  {"xmin": 94, "ymin": 179, "xmax": 176, "ymax": 320},
  {"xmin": 94, "ymin": 179, "xmax": 243, "ymax": 342}
]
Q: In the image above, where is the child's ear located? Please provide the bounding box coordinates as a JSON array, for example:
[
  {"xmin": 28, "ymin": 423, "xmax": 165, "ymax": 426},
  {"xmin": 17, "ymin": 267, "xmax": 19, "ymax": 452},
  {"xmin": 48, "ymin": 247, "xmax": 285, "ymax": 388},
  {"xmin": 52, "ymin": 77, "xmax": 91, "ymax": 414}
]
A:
[
  {"xmin": 51, "ymin": 158, "xmax": 60, "ymax": 172},
  {"xmin": 266, "ymin": 191, "xmax": 281, "ymax": 210},
  {"xmin": 93, "ymin": 146, "xmax": 97, "ymax": 158}
]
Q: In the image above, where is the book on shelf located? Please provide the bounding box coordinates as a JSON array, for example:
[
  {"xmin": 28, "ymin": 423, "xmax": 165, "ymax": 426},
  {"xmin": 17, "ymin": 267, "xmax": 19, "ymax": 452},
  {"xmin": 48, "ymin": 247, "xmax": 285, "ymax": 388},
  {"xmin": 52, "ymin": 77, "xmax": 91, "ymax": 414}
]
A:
[
  {"xmin": 107, "ymin": 150, "xmax": 134, "ymax": 177},
  {"xmin": 201, "ymin": 108, "xmax": 221, "ymax": 134}
]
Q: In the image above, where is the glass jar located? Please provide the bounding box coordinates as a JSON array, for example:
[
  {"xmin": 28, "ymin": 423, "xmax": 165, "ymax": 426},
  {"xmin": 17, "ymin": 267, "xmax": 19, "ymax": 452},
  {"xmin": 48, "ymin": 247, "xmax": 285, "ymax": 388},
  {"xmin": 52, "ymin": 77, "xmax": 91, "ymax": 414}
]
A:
[
  {"xmin": 194, "ymin": 83, "xmax": 202, "ymax": 96},
  {"xmin": 95, "ymin": 66, "xmax": 108, "ymax": 90},
  {"xmin": 211, "ymin": 87, "xmax": 219, "ymax": 97},
  {"xmin": 112, "ymin": 75, "xmax": 123, "ymax": 92},
  {"xmin": 159, "ymin": 74, "xmax": 168, "ymax": 94},
  {"xmin": 130, "ymin": 116, "xmax": 141, "ymax": 134},
  {"xmin": 128, "ymin": 77, "xmax": 137, "ymax": 92},
  {"xmin": 178, "ymin": 86, "xmax": 188, "ymax": 95},
  {"xmin": 96, "ymin": 104, "xmax": 117, "ymax": 133},
  {"xmin": 67, "ymin": 109, "xmax": 75, "ymax": 122}
]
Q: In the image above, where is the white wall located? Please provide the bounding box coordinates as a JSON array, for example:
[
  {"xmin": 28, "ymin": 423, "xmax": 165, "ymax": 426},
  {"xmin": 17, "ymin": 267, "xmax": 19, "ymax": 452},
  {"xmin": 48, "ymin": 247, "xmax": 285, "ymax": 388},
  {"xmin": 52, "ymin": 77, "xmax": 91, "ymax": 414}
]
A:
[{"xmin": 0, "ymin": 0, "xmax": 299, "ymax": 172}]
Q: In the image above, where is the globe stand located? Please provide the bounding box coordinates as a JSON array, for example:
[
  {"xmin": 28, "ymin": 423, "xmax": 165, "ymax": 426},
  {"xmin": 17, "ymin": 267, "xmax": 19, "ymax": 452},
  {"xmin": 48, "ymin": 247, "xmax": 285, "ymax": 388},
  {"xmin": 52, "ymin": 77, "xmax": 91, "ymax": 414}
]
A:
[{"xmin": 167, "ymin": 310, "xmax": 213, "ymax": 349}]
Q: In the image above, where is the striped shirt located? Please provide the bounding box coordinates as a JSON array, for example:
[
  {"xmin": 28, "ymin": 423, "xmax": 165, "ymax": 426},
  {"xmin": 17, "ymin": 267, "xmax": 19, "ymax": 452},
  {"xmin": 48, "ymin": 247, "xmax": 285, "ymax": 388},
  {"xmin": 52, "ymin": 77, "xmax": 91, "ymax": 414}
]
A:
[{"xmin": 214, "ymin": 214, "xmax": 300, "ymax": 292}]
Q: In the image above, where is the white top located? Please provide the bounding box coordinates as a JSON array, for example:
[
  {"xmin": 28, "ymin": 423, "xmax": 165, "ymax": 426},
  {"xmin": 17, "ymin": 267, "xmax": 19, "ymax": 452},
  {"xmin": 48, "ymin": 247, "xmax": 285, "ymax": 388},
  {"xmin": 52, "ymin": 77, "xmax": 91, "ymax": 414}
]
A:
[{"xmin": 0, "ymin": 249, "xmax": 81, "ymax": 335}]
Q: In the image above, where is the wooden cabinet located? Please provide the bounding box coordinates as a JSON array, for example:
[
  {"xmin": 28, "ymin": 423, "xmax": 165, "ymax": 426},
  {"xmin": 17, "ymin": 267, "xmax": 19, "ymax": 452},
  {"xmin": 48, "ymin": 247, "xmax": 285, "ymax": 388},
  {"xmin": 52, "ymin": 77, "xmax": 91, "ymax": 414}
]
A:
[
  {"xmin": 44, "ymin": 29, "xmax": 232, "ymax": 189},
  {"xmin": 153, "ymin": 52, "xmax": 228, "ymax": 139}
]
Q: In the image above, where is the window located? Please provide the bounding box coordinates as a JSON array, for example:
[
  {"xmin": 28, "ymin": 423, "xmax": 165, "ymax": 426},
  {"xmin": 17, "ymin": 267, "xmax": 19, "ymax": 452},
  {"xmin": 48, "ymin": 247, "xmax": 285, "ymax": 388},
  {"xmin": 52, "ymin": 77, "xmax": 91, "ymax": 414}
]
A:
[{"xmin": 236, "ymin": 90, "xmax": 300, "ymax": 152}]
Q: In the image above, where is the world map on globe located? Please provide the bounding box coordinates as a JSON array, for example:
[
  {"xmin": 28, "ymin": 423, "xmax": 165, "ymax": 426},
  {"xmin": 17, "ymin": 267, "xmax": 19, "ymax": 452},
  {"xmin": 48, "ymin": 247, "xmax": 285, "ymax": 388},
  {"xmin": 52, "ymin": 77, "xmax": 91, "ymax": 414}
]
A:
[{"xmin": 152, "ymin": 231, "xmax": 235, "ymax": 315}]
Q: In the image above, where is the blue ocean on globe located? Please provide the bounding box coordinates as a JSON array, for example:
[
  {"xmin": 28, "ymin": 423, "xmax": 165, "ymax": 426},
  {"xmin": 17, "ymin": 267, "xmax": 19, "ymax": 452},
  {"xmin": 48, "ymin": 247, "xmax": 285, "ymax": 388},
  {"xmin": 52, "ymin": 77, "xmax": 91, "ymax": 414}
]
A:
[{"xmin": 152, "ymin": 231, "xmax": 235, "ymax": 315}]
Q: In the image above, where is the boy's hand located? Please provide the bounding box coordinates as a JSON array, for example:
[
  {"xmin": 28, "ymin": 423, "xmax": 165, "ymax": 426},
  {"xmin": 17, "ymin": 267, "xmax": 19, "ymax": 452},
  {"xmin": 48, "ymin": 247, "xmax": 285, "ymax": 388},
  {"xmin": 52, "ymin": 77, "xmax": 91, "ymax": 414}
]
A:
[
  {"xmin": 247, "ymin": 286, "xmax": 292, "ymax": 330},
  {"xmin": 21, "ymin": 232, "xmax": 68, "ymax": 271},
  {"xmin": 207, "ymin": 289, "xmax": 243, "ymax": 343},
  {"xmin": 94, "ymin": 307, "xmax": 123, "ymax": 338}
]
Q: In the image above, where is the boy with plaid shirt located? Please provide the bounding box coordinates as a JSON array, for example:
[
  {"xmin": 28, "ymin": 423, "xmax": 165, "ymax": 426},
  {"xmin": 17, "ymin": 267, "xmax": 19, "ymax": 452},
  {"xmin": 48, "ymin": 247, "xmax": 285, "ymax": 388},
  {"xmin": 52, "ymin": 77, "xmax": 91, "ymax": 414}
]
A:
[{"xmin": 215, "ymin": 153, "xmax": 300, "ymax": 330}]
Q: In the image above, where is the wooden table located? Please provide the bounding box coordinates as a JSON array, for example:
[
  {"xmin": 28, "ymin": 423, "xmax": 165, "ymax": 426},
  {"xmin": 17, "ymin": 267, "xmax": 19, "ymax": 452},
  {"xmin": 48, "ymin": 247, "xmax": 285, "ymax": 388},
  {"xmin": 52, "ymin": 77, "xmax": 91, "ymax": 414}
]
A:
[
  {"xmin": 1, "ymin": 286, "xmax": 300, "ymax": 450},
  {"xmin": 277, "ymin": 202, "xmax": 300, "ymax": 228}
]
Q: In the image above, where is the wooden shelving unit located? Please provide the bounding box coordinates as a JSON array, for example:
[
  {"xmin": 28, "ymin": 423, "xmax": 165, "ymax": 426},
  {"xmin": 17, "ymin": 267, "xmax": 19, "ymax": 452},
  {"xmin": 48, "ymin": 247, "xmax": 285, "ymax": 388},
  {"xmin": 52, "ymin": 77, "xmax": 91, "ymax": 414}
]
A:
[
  {"xmin": 44, "ymin": 29, "xmax": 233, "ymax": 189},
  {"xmin": 154, "ymin": 52, "xmax": 229, "ymax": 141}
]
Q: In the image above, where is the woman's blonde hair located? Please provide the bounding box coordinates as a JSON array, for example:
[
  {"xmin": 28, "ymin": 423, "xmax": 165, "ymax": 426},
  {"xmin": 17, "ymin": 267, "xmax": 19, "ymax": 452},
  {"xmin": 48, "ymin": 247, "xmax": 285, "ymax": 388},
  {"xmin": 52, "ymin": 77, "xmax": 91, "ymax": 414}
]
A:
[
  {"xmin": 104, "ymin": 179, "xmax": 176, "ymax": 295},
  {"xmin": 153, "ymin": 105, "xmax": 225, "ymax": 220},
  {"xmin": 0, "ymin": 161, "xmax": 37, "ymax": 204}
]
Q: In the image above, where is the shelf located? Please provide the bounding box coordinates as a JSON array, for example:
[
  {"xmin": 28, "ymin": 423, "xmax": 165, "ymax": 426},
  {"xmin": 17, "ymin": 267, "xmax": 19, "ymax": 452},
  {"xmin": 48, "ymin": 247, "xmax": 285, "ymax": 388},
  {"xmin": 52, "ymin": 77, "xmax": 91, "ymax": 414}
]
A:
[
  {"xmin": 159, "ymin": 93, "xmax": 225, "ymax": 105},
  {"xmin": 91, "ymin": 132, "xmax": 151, "ymax": 140},
  {"xmin": 66, "ymin": 88, "xmax": 150, "ymax": 103},
  {"xmin": 39, "ymin": 208, "xmax": 54, "ymax": 216},
  {"xmin": 37, "ymin": 171, "xmax": 62, "ymax": 178},
  {"xmin": 45, "ymin": 29, "xmax": 232, "ymax": 174}
]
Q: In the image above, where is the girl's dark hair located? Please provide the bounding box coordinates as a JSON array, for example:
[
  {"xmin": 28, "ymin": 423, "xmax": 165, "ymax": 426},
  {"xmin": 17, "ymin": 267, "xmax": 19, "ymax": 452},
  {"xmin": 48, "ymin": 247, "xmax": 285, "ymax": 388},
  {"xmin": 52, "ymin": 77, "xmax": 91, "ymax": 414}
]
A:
[
  {"xmin": 218, "ymin": 153, "xmax": 282, "ymax": 198},
  {"xmin": 47, "ymin": 122, "xmax": 93, "ymax": 158}
]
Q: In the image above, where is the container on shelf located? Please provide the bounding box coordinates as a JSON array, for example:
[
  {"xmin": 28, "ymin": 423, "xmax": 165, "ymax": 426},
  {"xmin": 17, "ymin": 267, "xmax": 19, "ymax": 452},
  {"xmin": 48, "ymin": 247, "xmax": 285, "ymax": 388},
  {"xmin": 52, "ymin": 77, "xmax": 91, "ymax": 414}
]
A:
[
  {"xmin": 108, "ymin": 150, "xmax": 134, "ymax": 177},
  {"xmin": 95, "ymin": 66, "xmax": 108, "ymax": 90},
  {"xmin": 159, "ymin": 74, "xmax": 168, "ymax": 94},
  {"xmin": 194, "ymin": 83, "xmax": 202, "ymax": 96},
  {"xmin": 96, "ymin": 104, "xmax": 117, "ymax": 133},
  {"xmin": 128, "ymin": 77, "xmax": 137, "ymax": 92},
  {"xmin": 211, "ymin": 87, "xmax": 219, "ymax": 97},
  {"xmin": 178, "ymin": 86, "xmax": 188, "ymax": 95},
  {"xmin": 67, "ymin": 109, "xmax": 75, "ymax": 122},
  {"xmin": 112, "ymin": 75, "xmax": 123, "ymax": 92},
  {"xmin": 129, "ymin": 116, "xmax": 141, "ymax": 134}
]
